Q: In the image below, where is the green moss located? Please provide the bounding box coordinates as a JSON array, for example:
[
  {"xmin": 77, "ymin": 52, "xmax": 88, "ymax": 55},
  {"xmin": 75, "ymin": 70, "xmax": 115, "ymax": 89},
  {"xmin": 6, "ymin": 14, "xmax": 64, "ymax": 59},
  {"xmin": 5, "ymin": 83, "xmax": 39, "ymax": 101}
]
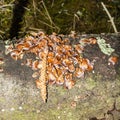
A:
[
  {"xmin": 0, "ymin": 73, "xmax": 120, "ymax": 120},
  {"xmin": 85, "ymin": 78, "xmax": 97, "ymax": 90}
]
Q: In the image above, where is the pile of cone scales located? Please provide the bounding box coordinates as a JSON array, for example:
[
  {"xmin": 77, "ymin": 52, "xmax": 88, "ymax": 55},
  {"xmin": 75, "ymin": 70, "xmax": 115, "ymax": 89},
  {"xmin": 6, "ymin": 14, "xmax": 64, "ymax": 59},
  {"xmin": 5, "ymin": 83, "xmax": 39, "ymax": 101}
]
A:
[{"xmin": 7, "ymin": 32, "xmax": 97, "ymax": 102}]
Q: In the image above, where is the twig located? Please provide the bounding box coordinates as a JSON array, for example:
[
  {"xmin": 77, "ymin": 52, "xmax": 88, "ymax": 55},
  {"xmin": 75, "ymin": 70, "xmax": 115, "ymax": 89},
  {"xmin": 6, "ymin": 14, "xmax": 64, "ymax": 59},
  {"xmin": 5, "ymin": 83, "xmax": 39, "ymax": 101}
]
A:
[
  {"xmin": 73, "ymin": 14, "xmax": 79, "ymax": 31},
  {"xmin": 0, "ymin": 30, "xmax": 5, "ymax": 34},
  {"xmin": 28, "ymin": 27, "xmax": 43, "ymax": 31},
  {"xmin": 41, "ymin": 0, "xmax": 53, "ymax": 27},
  {"xmin": 32, "ymin": 0, "xmax": 37, "ymax": 17},
  {"xmin": 38, "ymin": 20, "xmax": 57, "ymax": 29},
  {"xmin": 40, "ymin": 0, "xmax": 60, "ymax": 32},
  {"xmin": 0, "ymin": 4, "xmax": 13, "ymax": 9},
  {"xmin": 101, "ymin": 2, "xmax": 118, "ymax": 33}
]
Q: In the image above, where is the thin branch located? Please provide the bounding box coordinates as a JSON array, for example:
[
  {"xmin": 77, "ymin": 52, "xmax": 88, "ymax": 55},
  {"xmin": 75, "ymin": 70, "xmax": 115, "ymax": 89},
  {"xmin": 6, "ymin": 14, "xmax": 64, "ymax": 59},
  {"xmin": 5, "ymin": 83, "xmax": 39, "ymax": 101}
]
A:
[
  {"xmin": 28, "ymin": 27, "xmax": 43, "ymax": 31},
  {"xmin": 101, "ymin": 2, "xmax": 118, "ymax": 33},
  {"xmin": 0, "ymin": 4, "xmax": 13, "ymax": 9},
  {"xmin": 40, "ymin": 0, "xmax": 60, "ymax": 32},
  {"xmin": 32, "ymin": 0, "xmax": 37, "ymax": 17},
  {"xmin": 0, "ymin": 30, "xmax": 5, "ymax": 34},
  {"xmin": 41, "ymin": 0, "xmax": 53, "ymax": 26},
  {"xmin": 38, "ymin": 20, "xmax": 57, "ymax": 29},
  {"xmin": 73, "ymin": 14, "xmax": 80, "ymax": 31}
]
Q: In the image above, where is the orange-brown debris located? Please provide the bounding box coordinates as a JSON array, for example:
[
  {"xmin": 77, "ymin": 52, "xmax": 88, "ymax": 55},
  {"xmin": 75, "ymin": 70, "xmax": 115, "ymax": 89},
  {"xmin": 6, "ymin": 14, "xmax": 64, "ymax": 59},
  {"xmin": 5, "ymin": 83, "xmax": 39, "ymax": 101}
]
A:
[
  {"xmin": 108, "ymin": 56, "xmax": 118, "ymax": 65},
  {"xmin": 8, "ymin": 32, "xmax": 95, "ymax": 102}
]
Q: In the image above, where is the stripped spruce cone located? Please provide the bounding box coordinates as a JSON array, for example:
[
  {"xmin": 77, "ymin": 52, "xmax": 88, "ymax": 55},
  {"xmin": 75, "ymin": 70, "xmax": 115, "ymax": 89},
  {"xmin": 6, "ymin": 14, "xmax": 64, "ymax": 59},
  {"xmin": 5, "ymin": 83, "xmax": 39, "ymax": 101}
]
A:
[{"xmin": 7, "ymin": 31, "xmax": 96, "ymax": 102}]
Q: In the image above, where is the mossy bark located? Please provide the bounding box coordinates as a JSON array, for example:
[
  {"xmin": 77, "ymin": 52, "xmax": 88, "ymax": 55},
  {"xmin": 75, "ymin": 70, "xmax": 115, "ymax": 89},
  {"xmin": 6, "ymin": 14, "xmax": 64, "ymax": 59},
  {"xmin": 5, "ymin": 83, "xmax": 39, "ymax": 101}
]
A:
[{"xmin": 0, "ymin": 34, "xmax": 120, "ymax": 120}]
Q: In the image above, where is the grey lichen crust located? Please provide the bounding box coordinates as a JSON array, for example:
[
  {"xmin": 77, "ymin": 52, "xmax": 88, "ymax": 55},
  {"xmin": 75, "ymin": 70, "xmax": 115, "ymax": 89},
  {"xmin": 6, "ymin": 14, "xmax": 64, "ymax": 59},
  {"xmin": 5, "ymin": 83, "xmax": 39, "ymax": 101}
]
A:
[{"xmin": 96, "ymin": 37, "xmax": 114, "ymax": 56}]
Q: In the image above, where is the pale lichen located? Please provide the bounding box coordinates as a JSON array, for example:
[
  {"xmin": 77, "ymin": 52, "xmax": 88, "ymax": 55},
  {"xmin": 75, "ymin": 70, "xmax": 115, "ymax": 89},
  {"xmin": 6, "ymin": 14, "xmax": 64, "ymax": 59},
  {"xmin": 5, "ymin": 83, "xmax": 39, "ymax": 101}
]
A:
[{"xmin": 96, "ymin": 37, "xmax": 114, "ymax": 56}]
